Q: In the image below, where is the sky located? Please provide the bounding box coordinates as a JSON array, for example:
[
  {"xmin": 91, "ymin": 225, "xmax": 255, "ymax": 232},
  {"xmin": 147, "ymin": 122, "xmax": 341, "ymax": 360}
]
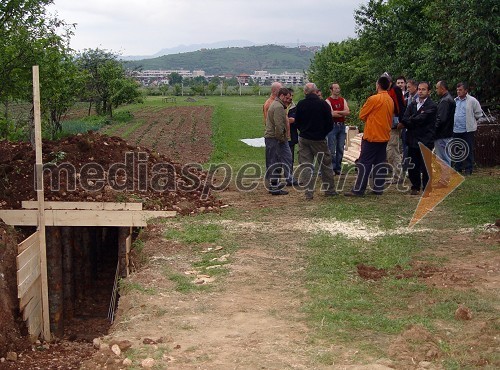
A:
[{"xmin": 48, "ymin": 0, "xmax": 367, "ymax": 56}]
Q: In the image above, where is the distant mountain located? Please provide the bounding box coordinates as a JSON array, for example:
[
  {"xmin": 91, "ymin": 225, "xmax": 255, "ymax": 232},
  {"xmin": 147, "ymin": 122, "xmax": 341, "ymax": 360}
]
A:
[
  {"xmin": 122, "ymin": 40, "xmax": 256, "ymax": 60},
  {"xmin": 121, "ymin": 40, "xmax": 324, "ymax": 61},
  {"xmin": 122, "ymin": 44, "xmax": 318, "ymax": 75}
]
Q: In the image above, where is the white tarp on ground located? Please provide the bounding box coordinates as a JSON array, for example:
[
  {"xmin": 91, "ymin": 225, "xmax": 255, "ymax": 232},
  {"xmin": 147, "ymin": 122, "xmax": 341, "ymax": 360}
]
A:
[{"xmin": 241, "ymin": 137, "xmax": 265, "ymax": 147}]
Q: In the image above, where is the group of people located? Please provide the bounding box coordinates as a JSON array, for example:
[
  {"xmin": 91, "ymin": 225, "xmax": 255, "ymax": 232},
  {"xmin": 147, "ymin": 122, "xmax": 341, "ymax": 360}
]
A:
[{"xmin": 263, "ymin": 74, "xmax": 482, "ymax": 199}]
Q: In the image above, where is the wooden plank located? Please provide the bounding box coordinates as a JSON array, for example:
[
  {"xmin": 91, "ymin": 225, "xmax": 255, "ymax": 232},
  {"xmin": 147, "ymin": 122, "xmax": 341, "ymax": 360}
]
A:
[
  {"xmin": 26, "ymin": 300, "xmax": 42, "ymax": 337},
  {"xmin": 18, "ymin": 231, "xmax": 39, "ymax": 254},
  {"xmin": 17, "ymin": 254, "xmax": 41, "ymax": 298},
  {"xmin": 22, "ymin": 201, "xmax": 143, "ymax": 211},
  {"xmin": 17, "ymin": 241, "xmax": 40, "ymax": 271},
  {"xmin": 22, "ymin": 287, "xmax": 42, "ymax": 321},
  {"xmin": 0, "ymin": 209, "xmax": 176, "ymax": 226},
  {"xmin": 19, "ymin": 276, "xmax": 41, "ymax": 310}
]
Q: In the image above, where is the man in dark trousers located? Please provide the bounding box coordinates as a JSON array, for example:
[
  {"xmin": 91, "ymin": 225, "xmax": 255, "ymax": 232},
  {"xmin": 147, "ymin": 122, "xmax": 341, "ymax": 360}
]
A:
[
  {"xmin": 434, "ymin": 80, "xmax": 455, "ymax": 186},
  {"xmin": 345, "ymin": 75, "xmax": 394, "ymax": 197},
  {"xmin": 264, "ymin": 87, "xmax": 293, "ymax": 195},
  {"xmin": 294, "ymin": 83, "xmax": 337, "ymax": 200},
  {"xmin": 399, "ymin": 81, "xmax": 437, "ymax": 196}
]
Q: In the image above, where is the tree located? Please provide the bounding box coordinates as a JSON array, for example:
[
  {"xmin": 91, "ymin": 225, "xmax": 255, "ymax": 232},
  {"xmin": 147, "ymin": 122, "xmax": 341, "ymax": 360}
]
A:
[
  {"xmin": 168, "ymin": 72, "xmax": 183, "ymax": 86},
  {"xmin": 159, "ymin": 84, "xmax": 169, "ymax": 96},
  {"xmin": 207, "ymin": 82, "xmax": 217, "ymax": 95},
  {"xmin": 77, "ymin": 48, "xmax": 142, "ymax": 116},
  {"xmin": 0, "ymin": 0, "xmax": 76, "ymax": 139},
  {"xmin": 310, "ymin": 0, "xmax": 499, "ymax": 104}
]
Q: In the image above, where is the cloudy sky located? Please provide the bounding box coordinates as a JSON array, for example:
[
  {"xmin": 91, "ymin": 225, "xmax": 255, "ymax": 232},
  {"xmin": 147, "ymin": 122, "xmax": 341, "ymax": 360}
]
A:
[{"xmin": 48, "ymin": 0, "xmax": 367, "ymax": 56}]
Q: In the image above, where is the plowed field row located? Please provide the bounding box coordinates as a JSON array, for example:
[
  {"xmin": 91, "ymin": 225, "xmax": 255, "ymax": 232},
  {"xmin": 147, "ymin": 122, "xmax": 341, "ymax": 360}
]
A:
[{"xmin": 101, "ymin": 106, "xmax": 213, "ymax": 164}]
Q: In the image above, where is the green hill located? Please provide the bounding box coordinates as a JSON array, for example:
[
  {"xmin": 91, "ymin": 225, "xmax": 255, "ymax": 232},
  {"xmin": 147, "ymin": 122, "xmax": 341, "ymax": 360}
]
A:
[{"xmin": 122, "ymin": 45, "xmax": 315, "ymax": 75}]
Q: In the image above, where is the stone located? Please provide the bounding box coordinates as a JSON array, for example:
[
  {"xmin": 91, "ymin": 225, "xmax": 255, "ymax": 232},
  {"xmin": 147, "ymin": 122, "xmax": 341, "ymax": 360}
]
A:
[
  {"xmin": 141, "ymin": 357, "xmax": 155, "ymax": 368},
  {"xmin": 6, "ymin": 352, "xmax": 17, "ymax": 362},
  {"xmin": 455, "ymin": 305, "xmax": 472, "ymax": 320},
  {"xmin": 99, "ymin": 343, "xmax": 109, "ymax": 351},
  {"xmin": 93, "ymin": 338, "xmax": 101, "ymax": 349},
  {"xmin": 123, "ymin": 358, "xmax": 133, "ymax": 366},
  {"xmin": 111, "ymin": 344, "xmax": 121, "ymax": 356},
  {"xmin": 418, "ymin": 361, "xmax": 432, "ymax": 369}
]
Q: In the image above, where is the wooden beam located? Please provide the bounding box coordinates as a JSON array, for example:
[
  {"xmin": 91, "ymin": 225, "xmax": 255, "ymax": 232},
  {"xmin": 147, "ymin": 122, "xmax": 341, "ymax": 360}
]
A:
[
  {"xmin": 22, "ymin": 201, "xmax": 143, "ymax": 211},
  {"xmin": 0, "ymin": 209, "xmax": 176, "ymax": 226},
  {"xmin": 33, "ymin": 65, "xmax": 51, "ymax": 341}
]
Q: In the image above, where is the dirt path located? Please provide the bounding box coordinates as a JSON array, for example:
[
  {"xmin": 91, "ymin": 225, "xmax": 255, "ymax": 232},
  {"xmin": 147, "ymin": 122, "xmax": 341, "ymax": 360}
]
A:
[{"xmin": 84, "ymin": 189, "xmax": 325, "ymax": 369}]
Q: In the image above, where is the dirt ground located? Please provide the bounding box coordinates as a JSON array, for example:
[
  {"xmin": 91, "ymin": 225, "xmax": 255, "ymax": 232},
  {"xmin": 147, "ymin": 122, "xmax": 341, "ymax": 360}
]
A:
[
  {"xmin": 85, "ymin": 189, "xmax": 498, "ymax": 369},
  {"xmin": 0, "ymin": 106, "xmax": 498, "ymax": 369}
]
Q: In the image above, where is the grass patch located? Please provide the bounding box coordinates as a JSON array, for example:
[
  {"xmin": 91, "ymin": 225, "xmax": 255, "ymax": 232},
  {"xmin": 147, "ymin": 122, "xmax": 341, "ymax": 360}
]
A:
[
  {"xmin": 304, "ymin": 233, "xmax": 432, "ymax": 344},
  {"xmin": 441, "ymin": 174, "xmax": 500, "ymax": 227},
  {"xmin": 119, "ymin": 280, "xmax": 157, "ymax": 295},
  {"xmin": 163, "ymin": 223, "xmax": 222, "ymax": 244}
]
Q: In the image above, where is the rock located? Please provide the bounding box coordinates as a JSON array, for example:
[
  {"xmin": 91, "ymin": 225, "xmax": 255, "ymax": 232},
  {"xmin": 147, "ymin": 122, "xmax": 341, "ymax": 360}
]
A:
[
  {"xmin": 142, "ymin": 338, "xmax": 156, "ymax": 345},
  {"xmin": 1, "ymin": 358, "xmax": 5, "ymax": 363},
  {"xmin": 123, "ymin": 358, "xmax": 133, "ymax": 366},
  {"xmin": 6, "ymin": 352, "xmax": 17, "ymax": 362},
  {"xmin": 426, "ymin": 348, "xmax": 439, "ymax": 359},
  {"xmin": 418, "ymin": 361, "xmax": 432, "ymax": 368},
  {"xmin": 99, "ymin": 343, "xmax": 109, "ymax": 351},
  {"xmin": 141, "ymin": 357, "xmax": 155, "ymax": 368},
  {"xmin": 111, "ymin": 344, "xmax": 121, "ymax": 356},
  {"xmin": 93, "ymin": 338, "xmax": 101, "ymax": 349},
  {"xmin": 455, "ymin": 305, "xmax": 472, "ymax": 320},
  {"xmin": 118, "ymin": 340, "xmax": 133, "ymax": 351}
]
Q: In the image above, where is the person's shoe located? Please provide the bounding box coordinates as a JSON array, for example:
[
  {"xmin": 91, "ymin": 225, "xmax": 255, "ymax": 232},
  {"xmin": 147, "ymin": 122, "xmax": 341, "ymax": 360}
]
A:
[
  {"xmin": 334, "ymin": 171, "xmax": 341, "ymax": 176},
  {"xmin": 269, "ymin": 189, "xmax": 289, "ymax": 195},
  {"xmin": 344, "ymin": 191, "xmax": 363, "ymax": 197},
  {"xmin": 410, "ymin": 189, "xmax": 420, "ymax": 196},
  {"xmin": 371, "ymin": 191, "xmax": 383, "ymax": 196},
  {"xmin": 270, "ymin": 182, "xmax": 286, "ymax": 190},
  {"xmin": 286, "ymin": 179, "xmax": 299, "ymax": 186},
  {"xmin": 304, "ymin": 192, "xmax": 314, "ymax": 200},
  {"xmin": 324, "ymin": 191, "xmax": 338, "ymax": 197}
]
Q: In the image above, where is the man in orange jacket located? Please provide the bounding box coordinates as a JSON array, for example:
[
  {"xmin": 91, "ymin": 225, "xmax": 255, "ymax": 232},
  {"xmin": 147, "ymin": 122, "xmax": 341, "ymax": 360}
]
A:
[{"xmin": 345, "ymin": 76, "xmax": 394, "ymax": 196}]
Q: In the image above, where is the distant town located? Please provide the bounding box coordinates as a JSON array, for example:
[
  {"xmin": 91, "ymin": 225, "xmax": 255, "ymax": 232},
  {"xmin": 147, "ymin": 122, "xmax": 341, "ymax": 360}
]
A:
[{"xmin": 130, "ymin": 69, "xmax": 307, "ymax": 86}]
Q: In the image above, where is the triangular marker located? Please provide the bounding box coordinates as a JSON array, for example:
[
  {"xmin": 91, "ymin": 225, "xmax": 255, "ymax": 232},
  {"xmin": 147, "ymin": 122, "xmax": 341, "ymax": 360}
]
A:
[{"xmin": 409, "ymin": 143, "xmax": 464, "ymax": 227}]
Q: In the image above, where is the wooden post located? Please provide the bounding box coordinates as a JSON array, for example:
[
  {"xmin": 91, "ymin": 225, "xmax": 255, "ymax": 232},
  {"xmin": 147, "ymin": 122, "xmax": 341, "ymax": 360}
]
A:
[
  {"xmin": 61, "ymin": 227, "xmax": 74, "ymax": 320},
  {"xmin": 73, "ymin": 228, "xmax": 84, "ymax": 308},
  {"xmin": 33, "ymin": 65, "xmax": 50, "ymax": 341},
  {"xmin": 46, "ymin": 227, "xmax": 63, "ymax": 337},
  {"xmin": 118, "ymin": 228, "xmax": 129, "ymax": 278}
]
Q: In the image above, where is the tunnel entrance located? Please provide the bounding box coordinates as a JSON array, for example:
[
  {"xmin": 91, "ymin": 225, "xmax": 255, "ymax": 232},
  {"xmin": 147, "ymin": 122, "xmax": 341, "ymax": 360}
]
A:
[{"xmin": 44, "ymin": 226, "xmax": 127, "ymax": 341}]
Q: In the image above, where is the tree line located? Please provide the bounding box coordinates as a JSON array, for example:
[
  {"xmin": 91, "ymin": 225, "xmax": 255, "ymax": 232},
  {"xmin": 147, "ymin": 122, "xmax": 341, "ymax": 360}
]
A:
[
  {"xmin": 0, "ymin": 0, "xmax": 142, "ymax": 140},
  {"xmin": 309, "ymin": 0, "xmax": 499, "ymax": 105}
]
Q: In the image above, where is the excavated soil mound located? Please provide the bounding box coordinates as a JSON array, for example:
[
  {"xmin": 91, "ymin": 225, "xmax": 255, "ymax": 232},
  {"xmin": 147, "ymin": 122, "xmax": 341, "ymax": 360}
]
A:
[{"xmin": 0, "ymin": 132, "xmax": 223, "ymax": 214}]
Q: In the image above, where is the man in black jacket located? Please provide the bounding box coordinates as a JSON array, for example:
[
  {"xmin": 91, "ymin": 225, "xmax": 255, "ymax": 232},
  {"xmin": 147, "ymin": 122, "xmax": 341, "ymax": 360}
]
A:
[
  {"xmin": 399, "ymin": 81, "xmax": 437, "ymax": 195},
  {"xmin": 294, "ymin": 83, "xmax": 337, "ymax": 200},
  {"xmin": 434, "ymin": 81, "xmax": 456, "ymax": 186}
]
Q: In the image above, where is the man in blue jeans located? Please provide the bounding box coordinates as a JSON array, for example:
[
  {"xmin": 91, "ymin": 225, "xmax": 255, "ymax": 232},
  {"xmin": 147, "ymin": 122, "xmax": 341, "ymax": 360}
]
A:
[
  {"xmin": 325, "ymin": 83, "xmax": 350, "ymax": 175},
  {"xmin": 453, "ymin": 82, "xmax": 483, "ymax": 175}
]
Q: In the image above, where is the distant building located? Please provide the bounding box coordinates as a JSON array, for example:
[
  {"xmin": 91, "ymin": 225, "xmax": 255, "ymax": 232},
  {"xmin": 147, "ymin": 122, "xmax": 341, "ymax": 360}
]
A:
[
  {"xmin": 236, "ymin": 74, "xmax": 251, "ymax": 84},
  {"xmin": 250, "ymin": 70, "xmax": 306, "ymax": 86},
  {"xmin": 129, "ymin": 68, "xmax": 306, "ymax": 87}
]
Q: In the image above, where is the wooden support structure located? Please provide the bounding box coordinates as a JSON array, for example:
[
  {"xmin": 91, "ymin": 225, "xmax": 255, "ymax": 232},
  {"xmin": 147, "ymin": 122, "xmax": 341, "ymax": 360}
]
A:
[
  {"xmin": 17, "ymin": 231, "xmax": 43, "ymax": 340},
  {"xmin": 0, "ymin": 208, "xmax": 176, "ymax": 227},
  {"xmin": 6, "ymin": 66, "xmax": 178, "ymax": 342}
]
